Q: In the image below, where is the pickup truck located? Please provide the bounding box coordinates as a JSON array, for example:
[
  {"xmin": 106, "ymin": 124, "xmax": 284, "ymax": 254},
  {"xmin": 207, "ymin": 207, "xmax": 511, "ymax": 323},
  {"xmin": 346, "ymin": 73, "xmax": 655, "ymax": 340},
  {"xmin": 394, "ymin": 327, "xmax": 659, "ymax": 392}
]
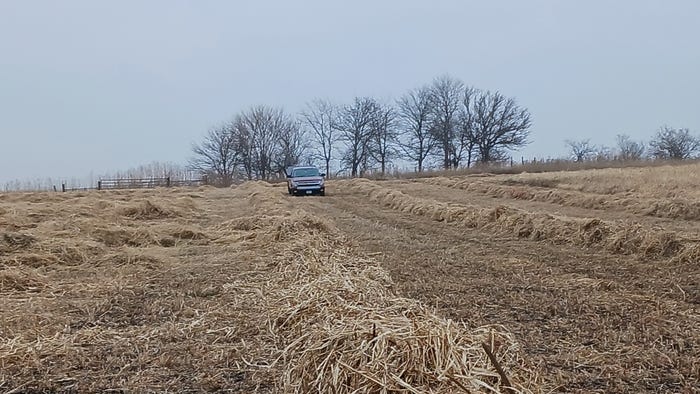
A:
[{"xmin": 286, "ymin": 166, "xmax": 326, "ymax": 196}]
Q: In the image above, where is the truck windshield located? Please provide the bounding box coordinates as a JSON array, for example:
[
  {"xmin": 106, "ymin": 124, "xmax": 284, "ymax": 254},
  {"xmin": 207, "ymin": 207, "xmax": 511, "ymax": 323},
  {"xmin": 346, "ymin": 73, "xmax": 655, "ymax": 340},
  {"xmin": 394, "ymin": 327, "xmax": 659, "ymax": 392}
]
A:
[{"xmin": 292, "ymin": 168, "xmax": 320, "ymax": 177}]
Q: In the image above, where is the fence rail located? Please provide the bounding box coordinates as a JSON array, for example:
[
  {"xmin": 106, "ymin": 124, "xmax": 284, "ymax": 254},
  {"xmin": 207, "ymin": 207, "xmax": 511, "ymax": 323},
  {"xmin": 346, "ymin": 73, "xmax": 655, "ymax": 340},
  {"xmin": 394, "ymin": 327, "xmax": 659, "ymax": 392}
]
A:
[{"xmin": 59, "ymin": 176, "xmax": 207, "ymax": 192}]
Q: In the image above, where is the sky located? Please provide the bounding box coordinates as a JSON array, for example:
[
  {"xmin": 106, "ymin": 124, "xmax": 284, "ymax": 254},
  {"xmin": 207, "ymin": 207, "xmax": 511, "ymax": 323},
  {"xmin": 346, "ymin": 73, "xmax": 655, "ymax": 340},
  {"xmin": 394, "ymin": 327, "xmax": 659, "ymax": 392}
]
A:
[{"xmin": 1, "ymin": 0, "xmax": 699, "ymax": 184}]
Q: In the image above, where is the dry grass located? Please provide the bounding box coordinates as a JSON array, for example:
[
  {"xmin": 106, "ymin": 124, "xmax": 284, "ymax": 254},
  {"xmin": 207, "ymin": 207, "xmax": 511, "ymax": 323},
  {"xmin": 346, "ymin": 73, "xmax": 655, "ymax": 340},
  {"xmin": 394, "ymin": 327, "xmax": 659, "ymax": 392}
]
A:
[
  {"xmin": 418, "ymin": 161, "xmax": 700, "ymax": 220},
  {"xmin": 495, "ymin": 162, "xmax": 700, "ymax": 200},
  {"xmin": 0, "ymin": 188, "xmax": 264, "ymax": 392},
  {"xmin": 367, "ymin": 159, "xmax": 700, "ymax": 182},
  {"xmin": 0, "ymin": 184, "xmax": 541, "ymax": 393},
  {"xmin": 305, "ymin": 176, "xmax": 699, "ymax": 392},
  {"xmin": 358, "ymin": 159, "xmax": 700, "ymax": 181},
  {"xmin": 118, "ymin": 199, "xmax": 177, "ymax": 219},
  {"xmin": 2, "ymin": 162, "xmax": 698, "ymax": 392},
  {"xmin": 0, "ymin": 267, "xmax": 46, "ymax": 292},
  {"xmin": 342, "ymin": 178, "xmax": 698, "ymax": 261},
  {"xmin": 232, "ymin": 183, "xmax": 540, "ymax": 393},
  {"xmin": 421, "ymin": 176, "xmax": 700, "ymax": 221}
]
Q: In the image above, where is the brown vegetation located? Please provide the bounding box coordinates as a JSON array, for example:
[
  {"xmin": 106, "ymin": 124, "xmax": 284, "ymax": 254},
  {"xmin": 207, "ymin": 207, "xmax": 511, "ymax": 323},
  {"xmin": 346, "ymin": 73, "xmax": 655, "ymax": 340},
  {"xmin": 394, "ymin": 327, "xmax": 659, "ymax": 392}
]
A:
[
  {"xmin": 1, "ymin": 163, "xmax": 698, "ymax": 392},
  {"xmin": 1, "ymin": 183, "xmax": 538, "ymax": 393},
  {"xmin": 341, "ymin": 178, "xmax": 697, "ymax": 261},
  {"xmin": 421, "ymin": 173, "xmax": 700, "ymax": 221}
]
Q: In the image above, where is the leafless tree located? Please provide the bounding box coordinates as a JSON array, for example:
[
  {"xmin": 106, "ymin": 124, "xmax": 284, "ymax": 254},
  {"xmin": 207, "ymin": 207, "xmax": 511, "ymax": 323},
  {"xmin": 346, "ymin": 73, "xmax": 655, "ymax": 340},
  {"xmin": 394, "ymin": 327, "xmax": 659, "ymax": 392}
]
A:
[
  {"xmin": 368, "ymin": 102, "xmax": 398, "ymax": 175},
  {"xmin": 649, "ymin": 126, "xmax": 700, "ymax": 160},
  {"xmin": 595, "ymin": 145, "xmax": 615, "ymax": 161},
  {"xmin": 397, "ymin": 86, "xmax": 436, "ymax": 172},
  {"xmin": 457, "ymin": 118, "xmax": 475, "ymax": 168},
  {"xmin": 337, "ymin": 97, "xmax": 377, "ymax": 177},
  {"xmin": 301, "ymin": 99, "xmax": 337, "ymax": 177},
  {"xmin": 234, "ymin": 105, "xmax": 298, "ymax": 180},
  {"xmin": 189, "ymin": 123, "xmax": 238, "ymax": 186},
  {"xmin": 429, "ymin": 75, "xmax": 464, "ymax": 169},
  {"xmin": 615, "ymin": 134, "xmax": 645, "ymax": 160},
  {"xmin": 566, "ymin": 139, "xmax": 597, "ymax": 162},
  {"xmin": 232, "ymin": 122, "xmax": 255, "ymax": 180},
  {"xmin": 275, "ymin": 119, "xmax": 307, "ymax": 174},
  {"xmin": 463, "ymin": 88, "xmax": 531, "ymax": 164},
  {"xmin": 457, "ymin": 87, "xmax": 480, "ymax": 167}
]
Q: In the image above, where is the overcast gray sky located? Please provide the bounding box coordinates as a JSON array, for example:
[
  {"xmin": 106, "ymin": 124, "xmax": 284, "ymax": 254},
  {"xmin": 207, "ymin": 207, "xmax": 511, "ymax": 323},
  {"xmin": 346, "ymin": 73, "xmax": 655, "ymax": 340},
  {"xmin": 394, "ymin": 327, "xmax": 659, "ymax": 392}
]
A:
[{"xmin": 1, "ymin": 0, "xmax": 698, "ymax": 183}]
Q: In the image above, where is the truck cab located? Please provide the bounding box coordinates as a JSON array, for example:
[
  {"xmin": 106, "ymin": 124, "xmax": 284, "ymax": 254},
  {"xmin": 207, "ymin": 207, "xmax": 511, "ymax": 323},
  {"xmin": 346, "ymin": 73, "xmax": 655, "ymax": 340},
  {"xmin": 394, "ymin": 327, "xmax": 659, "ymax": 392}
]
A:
[{"xmin": 286, "ymin": 166, "xmax": 326, "ymax": 196}]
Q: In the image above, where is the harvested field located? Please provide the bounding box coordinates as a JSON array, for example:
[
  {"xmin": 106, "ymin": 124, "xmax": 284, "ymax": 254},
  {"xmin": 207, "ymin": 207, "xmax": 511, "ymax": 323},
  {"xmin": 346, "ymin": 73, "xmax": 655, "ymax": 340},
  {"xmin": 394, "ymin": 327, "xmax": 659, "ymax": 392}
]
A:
[
  {"xmin": 1, "ymin": 163, "xmax": 699, "ymax": 393},
  {"xmin": 422, "ymin": 176, "xmax": 700, "ymax": 221}
]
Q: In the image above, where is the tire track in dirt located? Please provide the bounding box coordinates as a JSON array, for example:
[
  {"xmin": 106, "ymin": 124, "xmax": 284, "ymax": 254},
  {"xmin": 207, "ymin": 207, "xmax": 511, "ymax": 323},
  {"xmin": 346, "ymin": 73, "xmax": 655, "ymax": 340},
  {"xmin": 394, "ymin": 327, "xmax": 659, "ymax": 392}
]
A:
[
  {"xmin": 290, "ymin": 188, "xmax": 700, "ymax": 393},
  {"xmin": 390, "ymin": 179, "xmax": 700, "ymax": 238},
  {"xmin": 419, "ymin": 176, "xmax": 700, "ymax": 222},
  {"xmin": 342, "ymin": 179, "xmax": 699, "ymax": 264}
]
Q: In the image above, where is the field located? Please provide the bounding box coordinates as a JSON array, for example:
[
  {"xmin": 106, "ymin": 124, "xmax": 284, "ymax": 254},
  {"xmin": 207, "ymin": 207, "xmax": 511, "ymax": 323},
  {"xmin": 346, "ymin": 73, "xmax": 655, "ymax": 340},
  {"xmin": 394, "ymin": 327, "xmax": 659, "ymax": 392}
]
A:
[{"xmin": 1, "ymin": 163, "xmax": 699, "ymax": 393}]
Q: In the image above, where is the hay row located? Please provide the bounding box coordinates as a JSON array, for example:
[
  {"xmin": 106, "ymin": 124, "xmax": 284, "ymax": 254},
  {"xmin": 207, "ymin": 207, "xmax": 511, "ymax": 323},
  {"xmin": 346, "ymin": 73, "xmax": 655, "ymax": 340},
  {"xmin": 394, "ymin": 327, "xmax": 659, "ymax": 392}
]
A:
[
  {"xmin": 1, "ymin": 181, "xmax": 540, "ymax": 392},
  {"xmin": 0, "ymin": 266, "xmax": 48, "ymax": 292},
  {"xmin": 118, "ymin": 199, "xmax": 178, "ymax": 219},
  {"xmin": 1, "ymin": 222, "xmax": 209, "ymax": 267},
  {"xmin": 0, "ymin": 187, "xmax": 253, "ymax": 392},
  {"xmin": 0, "ymin": 198, "xmax": 201, "ymax": 245},
  {"xmin": 523, "ymin": 163, "xmax": 700, "ymax": 200},
  {"xmin": 233, "ymin": 181, "xmax": 541, "ymax": 393},
  {"xmin": 1, "ymin": 198, "xmax": 209, "ymax": 270},
  {"xmin": 421, "ymin": 177, "xmax": 700, "ymax": 221},
  {"xmin": 343, "ymin": 179, "xmax": 699, "ymax": 263},
  {"xmin": 1, "ymin": 195, "xmax": 204, "ymax": 242},
  {"xmin": 0, "ymin": 186, "xmax": 207, "ymax": 205}
]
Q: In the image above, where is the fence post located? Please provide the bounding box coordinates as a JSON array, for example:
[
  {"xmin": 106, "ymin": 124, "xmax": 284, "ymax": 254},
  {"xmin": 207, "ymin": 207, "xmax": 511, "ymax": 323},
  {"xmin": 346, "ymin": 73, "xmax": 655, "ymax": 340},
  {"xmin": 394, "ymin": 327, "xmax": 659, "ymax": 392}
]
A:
[
  {"xmin": 202, "ymin": 175, "xmax": 208, "ymax": 185},
  {"xmin": 97, "ymin": 181, "xmax": 102, "ymax": 191},
  {"xmin": 166, "ymin": 176, "xmax": 171, "ymax": 187},
  {"xmin": 61, "ymin": 183, "xmax": 66, "ymax": 192}
]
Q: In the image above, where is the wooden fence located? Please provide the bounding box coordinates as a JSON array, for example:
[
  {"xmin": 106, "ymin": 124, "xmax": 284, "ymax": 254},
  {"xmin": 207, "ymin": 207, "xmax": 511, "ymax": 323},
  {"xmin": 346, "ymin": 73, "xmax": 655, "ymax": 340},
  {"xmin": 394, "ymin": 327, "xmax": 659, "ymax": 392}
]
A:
[{"xmin": 60, "ymin": 176, "xmax": 207, "ymax": 192}]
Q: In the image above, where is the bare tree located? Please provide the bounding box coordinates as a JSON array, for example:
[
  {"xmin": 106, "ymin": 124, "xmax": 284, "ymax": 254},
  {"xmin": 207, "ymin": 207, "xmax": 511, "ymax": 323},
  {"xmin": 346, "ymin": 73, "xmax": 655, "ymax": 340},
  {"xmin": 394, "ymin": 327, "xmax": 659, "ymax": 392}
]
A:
[
  {"xmin": 189, "ymin": 123, "xmax": 238, "ymax": 186},
  {"xmin": 397, "ymin": 86, "xmax": 436, "ymax": 172},
  {"xmin": 463, "ymin": 88, "xmax": 531, "ymax": 164},
  {"xmin": 566, "ymin": 139, "xmax": 597, "ymax": 162},
  {"xmin": 457, "ymin": 87, "xmax": 479, "ymax": 168},
  {"xmin": 301, "ymin": 99, "xmax": 337, "ymax": 177},
  {"xmin": 232, "ymin": 121, "xmax": 255, "ymax": 180},
  {"xmin": 616, "ymin": 134, "xmax": 645, "ymax": 160},
  {"xmin": 429, "ymin": 75, "xmax": 464, "ymax": 169},
  {"xmin": 595, "ymin": 145, "xmax": 614, "ymax": 161},
  {"xmin": 234, "ymin": 105, "xmax": 297, "ymax": 180},
  {"xmin": 649, "ymin": 126, "xmax": 700, "ymax": 160},
  {"xmin": 275, "ymin": 120, "xmax": 306, "ymax": 174},
  {"xmin": 337, "ymin": 97, "xmax": 377, "ymax": 177},
  {"xmin": 458, "ymin": 121, "xmax": 485, "ymax": 168},
  {"xmin": 368, "ymin": 102, "xmax": 398, "ymax": 175}
]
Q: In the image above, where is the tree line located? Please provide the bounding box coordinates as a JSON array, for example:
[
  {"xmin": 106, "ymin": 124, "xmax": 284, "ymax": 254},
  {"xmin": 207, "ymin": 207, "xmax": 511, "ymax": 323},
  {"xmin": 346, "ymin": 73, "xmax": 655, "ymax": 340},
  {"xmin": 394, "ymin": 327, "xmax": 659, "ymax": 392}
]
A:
[
  {"xmin": 566, "ymin": 126, "xmax": 700, "ymax": 162},
  {"xmin": 189, "ymin": 75, "xmax": 532, "ymax": 185}
]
